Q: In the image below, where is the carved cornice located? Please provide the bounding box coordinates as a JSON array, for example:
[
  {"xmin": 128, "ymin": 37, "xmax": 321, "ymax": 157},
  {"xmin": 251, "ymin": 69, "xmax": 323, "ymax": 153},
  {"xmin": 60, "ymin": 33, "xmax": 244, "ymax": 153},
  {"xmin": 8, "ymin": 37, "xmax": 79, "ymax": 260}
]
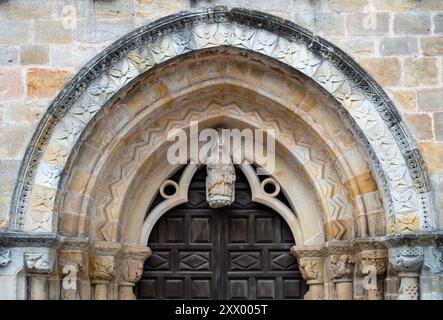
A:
[
  {"xmin": 61, "ymin": 237, "xmax": 90, "ymax": 251},
  {"xmin": 0, "ymin": 231, "xmax": 60, "ymax": 248}
]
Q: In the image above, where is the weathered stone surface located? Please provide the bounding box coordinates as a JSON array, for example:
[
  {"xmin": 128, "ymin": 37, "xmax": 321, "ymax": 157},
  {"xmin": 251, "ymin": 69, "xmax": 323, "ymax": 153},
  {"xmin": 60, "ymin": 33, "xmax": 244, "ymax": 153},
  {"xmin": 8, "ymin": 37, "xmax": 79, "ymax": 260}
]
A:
[
  {"xmin": 347, "ymin": 13, "xmax": 390, "ymax": 36},
  {"xmin": 402, "ymin": 58, "xmax": 438, "ymax": 86},
  {"xmin": 334, "ymin": 39, "xmax": 374, "ymax": 57},
  {"xmin": 27, "ymin": 69, "xmax": 72, "ymax": 99},
  {"xmin": 390, "ymin": 90, "xmax": 416, "ymax": 111},
  {"xmin": 73, "ymin": 19, "xmax": 134, "ymax": 44},
  {"xmin": 0, "ymin": 0, "xmax": 54, "ymax": 20},
  {"xmin": 378, "ymin": 37, "xmax": 418, "ymax": 56},
  {"xmin": 51, "ymin": 45, "xmax": 98, "ymax": 68},
  {"xmin": 403, "ymin": 114, "xmax": 433, "ymax": 141},
  {"xmin": 294, "ymin": 12, "xmax": 346, "ymax": 36},
  {"xmin": 434, "ymin": 112, "xmax": 443, "ymax": 141},
  {"xmin": 394, "ymin": 12, "xmax": 431, "ymax": 34},
  {"xmin": 94, "ymin": 0, "xmax": 135, "ymax": 17},
  {"xmin": 0, "ymin": 47, "xmax": 18, "ymax": 65},
  {"xmin": 419, "ymin": 142, "xmax": 443, "ymax": 174},
  {"xmin": 0, "ymin": 126, "xmax": 31, "ymax": 159},
  {"xmin": 421, "ymin": 37, "xmax": 443, "ymax": 56},
  {"xmin": 372, "ymin": 0, "xmax": 417, "ymax": 11},
  {"xmin": 435, "ymin": 13, "xmax": 443, "ymax": 34},
  {"xmin": 0, "ymin": 160, "xmax": 20, "ymax": 196},
  {"xmin": 359, "ymin": 57, "xmax": 401, "ymax": 86},
  {"xmin": 1, "ymin": 101, "xmax": 45, "ymax": 126},
  {"xmin": 0, "ymin": 21, "xmax": 30, "ymax": 45},
  {"xmin": 417, "ymin": 89, "xmax": 443, "ymax": 111},
  {"xmin": 0, "ymin": 68, "xmax": 24, "ymax": 100},
  {"xmin": 35, "ymin": 20, "xmax": 72, "ymax": 44},
  {"xmin": 329, "ymin": 0, "xmax": 368, "ymax": 11},
  {"xmin": 420, "ymin": 0, "xmax": 443, "ymax": 10},
  {"xmin": 19, "ymin": 45, "xmax": 49, "ymax": 65},
  {"xmin": 136, "ymin": 0, "xmax": 189, "ymax": 19}
]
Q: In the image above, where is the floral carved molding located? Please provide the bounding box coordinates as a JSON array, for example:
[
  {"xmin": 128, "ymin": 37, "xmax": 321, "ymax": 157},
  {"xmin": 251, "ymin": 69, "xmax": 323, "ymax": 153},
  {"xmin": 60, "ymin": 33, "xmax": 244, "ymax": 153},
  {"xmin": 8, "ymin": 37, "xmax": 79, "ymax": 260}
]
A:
[{"xmin": 8, "ymin": 7, "xmax": 433, "ymax": 235}]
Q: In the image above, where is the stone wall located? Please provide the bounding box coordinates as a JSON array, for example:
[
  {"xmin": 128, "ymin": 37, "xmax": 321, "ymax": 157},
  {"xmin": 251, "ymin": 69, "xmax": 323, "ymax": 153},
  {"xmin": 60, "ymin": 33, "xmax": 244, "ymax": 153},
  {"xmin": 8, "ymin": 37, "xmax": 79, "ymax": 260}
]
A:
[{"xmin": 1, "ymin": 0, "xmax": 443, "ymax": 229}]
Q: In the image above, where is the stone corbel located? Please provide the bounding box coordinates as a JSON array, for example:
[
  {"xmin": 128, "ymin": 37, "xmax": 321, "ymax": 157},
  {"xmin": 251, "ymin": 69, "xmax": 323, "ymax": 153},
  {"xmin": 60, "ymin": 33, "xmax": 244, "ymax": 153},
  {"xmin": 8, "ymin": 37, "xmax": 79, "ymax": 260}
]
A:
[
  {"xmin": 354, "ymin": 240, "xmax": 387, "ymax": 300},
  {"xmin": 290, "ymin": 246, "xmax": 325, "ymax": 300},
  {"xmin": 58, "ymin": 238, "xmax": 90, "ymax": 300},
  {"xmin": 89, "ymin": 242, "xmax": 121, "ymax": 300},
  {"xmin": 326, "ymin": 241, "xmax": 355, "ymax": 300},
  {"xmin": 118, "ymin": 246, "xmax": 151, "ymax": 300},
  {"xmin": 24, "ymin": 250, "xmax": 56, "ymax": 300}
]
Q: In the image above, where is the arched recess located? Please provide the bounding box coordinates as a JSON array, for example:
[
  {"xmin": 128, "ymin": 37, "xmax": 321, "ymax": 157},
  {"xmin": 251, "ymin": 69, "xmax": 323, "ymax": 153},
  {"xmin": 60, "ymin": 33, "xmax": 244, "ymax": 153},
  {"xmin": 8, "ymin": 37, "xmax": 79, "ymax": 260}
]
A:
[{"xmin": 9, "ymin": 8, "xmax": 435, "ymax": 238}]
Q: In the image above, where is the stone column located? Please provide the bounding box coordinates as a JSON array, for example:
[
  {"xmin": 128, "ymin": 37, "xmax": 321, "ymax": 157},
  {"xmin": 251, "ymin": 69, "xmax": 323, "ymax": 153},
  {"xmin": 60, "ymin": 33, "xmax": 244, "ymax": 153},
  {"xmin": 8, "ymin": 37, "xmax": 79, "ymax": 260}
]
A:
[
  {"xmin": 58, "ymin": 238, "xmax": 89, "ymax": 300},
  {"xmin": 89, "ymin": 242, "xmax": 121, "ymax": 300},
  {"xmin": 24, "ymin": 251, "xmax": 55, "ymax": 300},
  {"xmin": 389, "ymin": 246, "xmax": 424, "ymax": 300},
  {"xmin": 118, "ymin": 246, "xmax": 151, "ymax": 300},
  {"xmin": 291, "ymin": 246, "xmax": 325, "ymax": 300},
  {"xmin": 327, "ymin": 242, "xmax": 355, "ymax": 300}
]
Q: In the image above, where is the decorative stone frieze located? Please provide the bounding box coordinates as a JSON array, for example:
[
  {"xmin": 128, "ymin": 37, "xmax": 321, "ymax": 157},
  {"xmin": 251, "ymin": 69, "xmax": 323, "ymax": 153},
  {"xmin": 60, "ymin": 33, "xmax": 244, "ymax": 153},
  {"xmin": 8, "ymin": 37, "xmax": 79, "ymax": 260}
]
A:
[
  {"xmin": 118, "ymin": 246, "xmax": 151, "ymax": 300},
  {"xmin": 291, "ymin": 246, "xmax": 325, "ymax": 300},
  {"xmin": 89, "ymin": 242, "xmax": 121, "ymax": 300}
]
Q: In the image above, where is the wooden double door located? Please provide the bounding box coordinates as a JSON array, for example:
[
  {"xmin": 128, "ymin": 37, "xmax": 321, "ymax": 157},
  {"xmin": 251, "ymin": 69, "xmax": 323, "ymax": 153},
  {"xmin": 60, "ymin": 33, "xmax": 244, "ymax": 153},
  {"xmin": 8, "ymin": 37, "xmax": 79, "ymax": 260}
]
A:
[{"xmin": 136, "ymin": 168, "xmax": 306, "ymax": 300}]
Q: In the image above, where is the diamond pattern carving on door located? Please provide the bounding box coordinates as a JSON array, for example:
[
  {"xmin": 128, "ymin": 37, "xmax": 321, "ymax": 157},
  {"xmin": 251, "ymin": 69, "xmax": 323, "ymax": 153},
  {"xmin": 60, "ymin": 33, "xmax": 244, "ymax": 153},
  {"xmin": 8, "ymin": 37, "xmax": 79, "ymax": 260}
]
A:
[{"xmin": 136, "ymin": 168, "xmax": 306, "ymax": 299}]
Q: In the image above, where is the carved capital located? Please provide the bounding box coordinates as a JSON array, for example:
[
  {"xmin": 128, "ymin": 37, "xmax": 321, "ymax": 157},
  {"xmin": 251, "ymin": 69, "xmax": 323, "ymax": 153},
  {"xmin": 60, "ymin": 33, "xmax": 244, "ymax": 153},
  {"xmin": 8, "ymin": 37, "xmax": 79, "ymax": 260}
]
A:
[
  {"xmin": 329, "ymin": 254, "xmax": 355, "ymax": 282},
  {"xmin": 59, "ymin": 250, "xmax": 86, "ymax": 277},
  {"xmin": 24, "ymin": 252, "xmax": 55, "ymax": 274},
  {"xmin": 325, "ymin": 241, "xmax": 354, "ymax": 282},
  {"xmin": 120, "ymin": 246, "xmax": 151, "ymax": 284},
  {"xmin": 0, "ymin": 249, "xmax": 12, "ymax": 267},
  {"xmin": 389, "ymin": 246, "xmax": 424, "ymax": 275},
  {"xmin": 291, "ymin": 246, "xmax": 325, "ymax": 284},
  {"xmin": 89, "ymin": 242, "xmax": 121, "ymax": 283},
  {"xmin": 360, "ymin": 250, "xmax": 388, "ymax": 276},
  {"xmin": 89, "ymin": 255, "xmax": 116, "ymax": 282}
]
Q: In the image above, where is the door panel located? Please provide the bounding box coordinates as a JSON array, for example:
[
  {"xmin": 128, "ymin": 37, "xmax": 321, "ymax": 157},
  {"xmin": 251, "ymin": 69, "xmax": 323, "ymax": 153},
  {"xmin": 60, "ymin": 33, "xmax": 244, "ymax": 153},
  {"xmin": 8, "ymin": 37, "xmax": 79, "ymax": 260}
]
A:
[{"xmin": 136, "ymin": 168, "xmax": 306, "ymax": 300}]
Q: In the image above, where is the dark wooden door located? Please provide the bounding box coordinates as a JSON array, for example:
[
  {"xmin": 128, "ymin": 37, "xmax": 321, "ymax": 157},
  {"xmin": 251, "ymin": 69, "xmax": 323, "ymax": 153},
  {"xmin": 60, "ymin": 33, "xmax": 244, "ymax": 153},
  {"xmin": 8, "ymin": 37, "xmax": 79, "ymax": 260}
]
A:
[{"xmin": 136, "ymin": 168, "xmax": 306, "ymax": 300}]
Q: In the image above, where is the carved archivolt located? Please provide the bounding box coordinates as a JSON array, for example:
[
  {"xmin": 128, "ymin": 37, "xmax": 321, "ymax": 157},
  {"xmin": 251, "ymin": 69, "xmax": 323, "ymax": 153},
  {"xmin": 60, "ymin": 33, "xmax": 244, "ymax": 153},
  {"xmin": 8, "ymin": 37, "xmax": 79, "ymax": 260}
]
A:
[{"xmin": 10, "ymin": 8, "xmax": 433, "ymax": 239}]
